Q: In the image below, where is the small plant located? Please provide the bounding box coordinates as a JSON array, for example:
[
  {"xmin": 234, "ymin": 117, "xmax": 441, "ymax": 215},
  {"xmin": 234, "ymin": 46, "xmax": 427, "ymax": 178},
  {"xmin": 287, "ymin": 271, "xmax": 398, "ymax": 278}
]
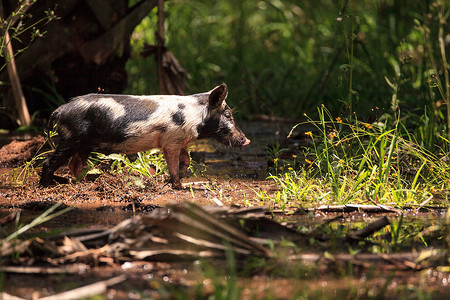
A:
[
  {"xmin": 99, "ymin": 149, "xmax": 168, "ymax": 179},
  {"xmin": 3, "ymin": 127, "xmax": 58, "ymax": 186},
  {"xmin": 267, "ymin": 170, "xmax": 319, "ymax": 210},
  {"xmin": 387, "ymin": 214, "xmax": 402, "ymax": 251},
  {"xmin": 188, "ymin": 156, "xmax": 207, "ymax": 179},
  {"xmin": 266, "ymin": 143, "xmax": 289, "ymax": 175}
]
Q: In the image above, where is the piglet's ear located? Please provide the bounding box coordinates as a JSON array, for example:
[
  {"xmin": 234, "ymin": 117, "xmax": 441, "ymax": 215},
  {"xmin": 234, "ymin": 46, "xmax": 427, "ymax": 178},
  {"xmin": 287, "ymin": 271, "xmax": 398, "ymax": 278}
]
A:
[{"xmin": 208, "ymin": 83, "xmax": 228, "ymax": 109}]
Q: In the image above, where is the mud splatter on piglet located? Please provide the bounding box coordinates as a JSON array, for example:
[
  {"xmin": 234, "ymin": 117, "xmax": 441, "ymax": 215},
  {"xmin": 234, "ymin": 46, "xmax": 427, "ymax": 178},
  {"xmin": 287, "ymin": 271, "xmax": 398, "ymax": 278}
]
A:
[{"xmin": 39, "ymin": 83, "xmax": 250, "ymax": 189}]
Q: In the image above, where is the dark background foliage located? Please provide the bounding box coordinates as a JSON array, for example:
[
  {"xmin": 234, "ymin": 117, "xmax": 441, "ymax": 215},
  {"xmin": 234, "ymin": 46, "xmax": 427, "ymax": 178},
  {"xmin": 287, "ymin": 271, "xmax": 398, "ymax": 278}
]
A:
[{"xmin": 1, "ymin": 0, "xmax": 448, "ymax": 144}]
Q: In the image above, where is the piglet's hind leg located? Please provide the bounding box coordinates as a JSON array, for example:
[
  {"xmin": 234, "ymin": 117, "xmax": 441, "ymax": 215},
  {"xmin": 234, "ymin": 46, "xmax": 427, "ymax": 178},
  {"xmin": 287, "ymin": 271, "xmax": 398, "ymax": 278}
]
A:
[{"xmin": 39, "ymin": 146, "xmax": 76, "ymax": 187}]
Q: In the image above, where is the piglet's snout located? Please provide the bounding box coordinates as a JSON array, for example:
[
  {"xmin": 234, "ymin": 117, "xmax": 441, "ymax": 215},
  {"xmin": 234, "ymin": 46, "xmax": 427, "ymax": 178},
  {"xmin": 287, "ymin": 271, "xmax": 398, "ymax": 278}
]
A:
[{"xmin": 235, "ymin": 136, "xmax": 251, "ymax": 149}]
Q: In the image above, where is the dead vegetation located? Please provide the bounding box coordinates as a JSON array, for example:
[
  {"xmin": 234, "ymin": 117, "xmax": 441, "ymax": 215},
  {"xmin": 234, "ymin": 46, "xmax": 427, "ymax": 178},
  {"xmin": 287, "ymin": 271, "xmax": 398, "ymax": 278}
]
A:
[{"xmin": 1, "ymin": 201, "xmax": 448, "ymax": 299}]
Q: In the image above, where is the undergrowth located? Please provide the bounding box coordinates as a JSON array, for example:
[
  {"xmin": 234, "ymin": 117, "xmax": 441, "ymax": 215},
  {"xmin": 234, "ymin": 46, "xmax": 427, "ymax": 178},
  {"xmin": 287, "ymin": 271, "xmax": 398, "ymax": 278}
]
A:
[{"xmin": 265, "ymin": 106, "xmax": 450, "ymax": 208}]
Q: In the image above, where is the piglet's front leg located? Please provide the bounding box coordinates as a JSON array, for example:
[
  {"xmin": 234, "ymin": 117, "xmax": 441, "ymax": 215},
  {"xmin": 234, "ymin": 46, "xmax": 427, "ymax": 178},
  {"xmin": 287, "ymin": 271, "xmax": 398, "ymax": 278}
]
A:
[
  {"xmin": 178, "ymin": 148, "xmax": 190, "ymax": 179},
  {"xmin": 163, "ymin": 147, "xmax": 183, "ymax": 189}
]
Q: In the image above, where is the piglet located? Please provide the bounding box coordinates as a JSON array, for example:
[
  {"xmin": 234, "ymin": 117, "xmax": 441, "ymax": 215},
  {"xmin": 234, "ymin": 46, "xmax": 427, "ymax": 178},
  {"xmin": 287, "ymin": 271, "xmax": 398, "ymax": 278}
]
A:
[{"xmin": 39, "ymin": 83, "xmax": 250, "ymax": 189}]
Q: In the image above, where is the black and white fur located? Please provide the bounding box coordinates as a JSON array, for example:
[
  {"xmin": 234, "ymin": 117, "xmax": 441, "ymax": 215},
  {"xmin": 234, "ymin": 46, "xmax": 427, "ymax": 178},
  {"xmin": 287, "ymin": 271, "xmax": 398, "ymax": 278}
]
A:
[{"xmin": 39, "ymin": 83, "xmax": 250, "ymax": 189}]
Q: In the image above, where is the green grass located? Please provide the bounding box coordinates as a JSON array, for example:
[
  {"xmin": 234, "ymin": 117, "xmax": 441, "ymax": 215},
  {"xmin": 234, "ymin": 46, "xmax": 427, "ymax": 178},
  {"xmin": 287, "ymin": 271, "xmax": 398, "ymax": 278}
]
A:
[
  {"xmin": 265, "ymin": 106, "xmax": 450, "ymax": 208},
  {"xmin": 98, "ymin": 150, "xmax": 167, "ymax": 178}
]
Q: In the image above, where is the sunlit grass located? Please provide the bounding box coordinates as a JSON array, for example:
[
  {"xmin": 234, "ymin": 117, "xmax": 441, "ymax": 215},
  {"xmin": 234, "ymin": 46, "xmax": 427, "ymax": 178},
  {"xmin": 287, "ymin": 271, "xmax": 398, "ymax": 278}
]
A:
[
  {"xmin": 264, "ymin": 106, "xmax": 450, "ymax": 208},
  {"xmin": 1, "ymin": 128, "xmax": 58, "ymax": 186},
  {"xmin": 97, "ymin": 150, "xmax": 168, "ymax": 178}
]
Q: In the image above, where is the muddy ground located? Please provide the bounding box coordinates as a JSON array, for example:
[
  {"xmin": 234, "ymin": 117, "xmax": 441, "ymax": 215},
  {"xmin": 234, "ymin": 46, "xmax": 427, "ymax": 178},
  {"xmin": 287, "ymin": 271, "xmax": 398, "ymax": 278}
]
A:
[{"xmin": 0, "ymin": 122, "xmax": 449, "ymax": 299}]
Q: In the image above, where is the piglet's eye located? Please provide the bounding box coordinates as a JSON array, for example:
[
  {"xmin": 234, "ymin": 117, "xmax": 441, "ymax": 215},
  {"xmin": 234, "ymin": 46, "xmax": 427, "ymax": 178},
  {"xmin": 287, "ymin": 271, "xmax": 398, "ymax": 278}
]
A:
[{"xmin": 224, "ymin": 111, "xmax": 232, "ymax": 118}]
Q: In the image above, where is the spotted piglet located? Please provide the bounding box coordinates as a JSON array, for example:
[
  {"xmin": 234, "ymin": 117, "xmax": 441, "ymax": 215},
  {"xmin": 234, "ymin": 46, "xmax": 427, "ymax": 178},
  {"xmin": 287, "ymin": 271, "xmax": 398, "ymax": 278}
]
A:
[{"xmin": 39, "ymin": 83, "xmax": 250, "ymax": 189}]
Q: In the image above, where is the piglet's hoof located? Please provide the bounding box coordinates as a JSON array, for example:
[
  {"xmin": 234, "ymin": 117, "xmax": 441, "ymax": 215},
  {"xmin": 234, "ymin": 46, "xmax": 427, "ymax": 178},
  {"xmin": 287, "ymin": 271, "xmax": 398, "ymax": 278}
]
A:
[
  {"xmin": 53, "ymin": 175, "xmax": 70, "ymax": 184},
  {"xmin": 39, "ymin": 175, "xmax": 69, "ymax": 187},
  {"xmin": 171, "ymin": 181, "xmax": 183, "ymax": 190}
]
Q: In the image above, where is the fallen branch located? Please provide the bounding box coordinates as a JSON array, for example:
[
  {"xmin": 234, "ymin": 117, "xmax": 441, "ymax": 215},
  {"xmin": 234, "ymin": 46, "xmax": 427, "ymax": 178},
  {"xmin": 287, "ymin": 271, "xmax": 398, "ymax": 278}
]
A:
[
  {"xmin": 0, "ymin": 264, "xmax": 90, "ymax": 274},
  {"xmin": 418, "ymin": 195, "xmax": 434, "ymax": 212},
  {"xmin": 291, "ymin": 252, "xmax": 420, "ymax": 270},
  {"xmin": 274, "ymin": 204, "xmax": 404, "ymax": 214},
  {"xmin": 346, "ymin": 216, "xmax": 390, "ymax": 241},
  {"xmin": 0, "ymin": 210, "xmax": 19, "ymax": 226},
  {"xmin": 377, "ymin": 253, "xmax": 420, "ymax": 270},
  {"xmin": 39, "ymin": 274, "xmax": 126, "ymax": 300}
]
